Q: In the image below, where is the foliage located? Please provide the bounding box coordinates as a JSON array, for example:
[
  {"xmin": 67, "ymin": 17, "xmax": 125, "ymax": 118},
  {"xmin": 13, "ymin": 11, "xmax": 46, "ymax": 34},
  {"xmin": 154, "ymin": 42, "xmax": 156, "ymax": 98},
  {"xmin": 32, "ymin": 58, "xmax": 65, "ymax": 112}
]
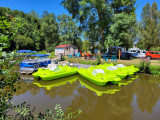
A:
[
  {"xmin": 2, "ymin": 103, "xmax": 82, "ymax": 120},
  {"xmin": 38, "ymin": 50, "xmax": 47, "ymax": 54},
  {"xmin": 95, "ymin": 55, "xmax": 101, "ymax": 65},
  {"xmin": 139, "ymin": 58, "xmax": 151, "ymax": 73},
  {"xmin": 82, "ymin": 40, "xmax": 90, "ymax": 52},
  {"xmin": 50, "ymin": 51, "xmax": 56, "ymax": 58},
  {"xmin": 35, "ymin": 104, "xmax": 82, "ymax": 120},
  {"xmin": 0, "ymin": 16, "xmax": 11, "ymax": 50},
  {"xmin": 137, "ymin": 2, "xmax": 160, "ymax": 50},
  {"xmin": 149, "ymin": 66, "xmax": 160, "ymax": 76},
  {"xmin": 0, "ymin": 52, "xmax": 20, "ymax": 118},
  {"xmin": 150, "ymin": 47, "xmax": 160, "ymax": 51},
  {"xmin": 62, "ymin": 0, "xmax": 136, "ymax": 52},
  {"xmin": 106, "ymin": 12, "xmax": 136, "ymax": 49},
  {"xmin": 57, "ymin": 14, "xmax": 82, "ymax": 48},
  {"xmin": 14, "ymin": 35, "xmax": 34, "ymax": 50},
  {"xmin": 41, "ymin": 12, "xmax": 59, "ymax": 52}
]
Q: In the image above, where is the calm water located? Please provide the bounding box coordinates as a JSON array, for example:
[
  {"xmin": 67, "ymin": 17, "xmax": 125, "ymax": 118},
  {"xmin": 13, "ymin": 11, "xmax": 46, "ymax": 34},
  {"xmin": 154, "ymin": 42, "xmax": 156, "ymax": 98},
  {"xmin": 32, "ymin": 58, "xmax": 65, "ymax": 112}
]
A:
[{"xmin": 10, "ymin": 74, "xmax": 160, "ymax": 120}]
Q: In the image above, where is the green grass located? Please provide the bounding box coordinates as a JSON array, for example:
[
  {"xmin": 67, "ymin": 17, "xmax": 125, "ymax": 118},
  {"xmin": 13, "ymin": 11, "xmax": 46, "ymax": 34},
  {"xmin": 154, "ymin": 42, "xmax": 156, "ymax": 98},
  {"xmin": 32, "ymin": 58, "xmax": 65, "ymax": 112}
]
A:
[{"xmin": 65, "ymin": 57, "xmax": 160, "ymax": 76}]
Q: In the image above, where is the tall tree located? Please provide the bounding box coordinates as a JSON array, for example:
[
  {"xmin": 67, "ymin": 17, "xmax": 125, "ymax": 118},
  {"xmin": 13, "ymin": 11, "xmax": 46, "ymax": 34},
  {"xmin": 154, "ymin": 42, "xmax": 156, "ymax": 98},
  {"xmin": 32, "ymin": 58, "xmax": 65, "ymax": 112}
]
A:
[
  {"xmin": 137, "ymin": 2, "xmax": 160, "ymax": 50},
  {"xmin": 62, "ymin": 0, "xmax": 112, "ymax": 52},
  {"xmin": 62, "ymin": 0, "xmax": 136, "ymax": 52},
  {"xmin": 41, "ymin": 11, "xmax": 59, "ymax": 52},
  {"xmin": 57, "ymin": 14, "xmax": 81, "ymax": 48}
]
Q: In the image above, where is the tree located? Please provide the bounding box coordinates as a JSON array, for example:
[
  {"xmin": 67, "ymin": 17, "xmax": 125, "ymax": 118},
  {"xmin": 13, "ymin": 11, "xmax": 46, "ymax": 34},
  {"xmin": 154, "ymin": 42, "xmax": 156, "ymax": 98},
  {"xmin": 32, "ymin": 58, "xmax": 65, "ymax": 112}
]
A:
[
  {"xmin": 62, "ymin": 0, "xmax": 136, "ymax": 52},
  {"xmin": 137, "ymin": 2, "xmax": 160, "ymax": 50},
  {"xmin": 14, "ymin": 35, "xmax": 34, "ymax": 50},
  {"xmin": 41, "ymin": 12, "xmax": 59, "ymax": 52},
  {"xmin": 82, "ymin": 40, "xmax": 90, "ymax": 52},
  {"xmin": 62, "ymin": 0, "xmax": 112, "ymax": 52},
  {"xmin": 0, "ymin": 15, "xmax": 21, "ymax": 51},
  {"xmin": 57, "ymin": 14, "xmax": 81, "ymax": 48}
]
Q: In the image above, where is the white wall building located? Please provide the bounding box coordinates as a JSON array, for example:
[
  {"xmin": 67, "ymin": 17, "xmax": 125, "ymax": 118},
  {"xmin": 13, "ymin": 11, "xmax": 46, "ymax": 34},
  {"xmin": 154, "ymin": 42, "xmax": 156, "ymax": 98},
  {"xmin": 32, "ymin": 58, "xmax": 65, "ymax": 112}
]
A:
[{"xmin": 55, "ymin": 44, "xmax": 78, "ymax": 56}]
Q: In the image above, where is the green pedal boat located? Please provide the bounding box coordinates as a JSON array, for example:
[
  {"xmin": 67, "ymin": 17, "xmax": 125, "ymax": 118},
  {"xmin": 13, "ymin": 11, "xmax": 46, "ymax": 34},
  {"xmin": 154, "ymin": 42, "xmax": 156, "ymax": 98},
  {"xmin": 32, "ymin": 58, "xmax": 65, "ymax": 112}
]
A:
[
  {"xmin": 96, "ymin": 64, "xmax": 128, "ymax": 79},
  {"xmin": 78, "ymin": 67, "xmax": 121, "ymax": 86},
  {"xmin": 32, "ymin": 65, "xmax": 78, "ymax": 81},
  {"xmin": 116, "ymin": 64, "xmax": 139, "ymax": 74}
]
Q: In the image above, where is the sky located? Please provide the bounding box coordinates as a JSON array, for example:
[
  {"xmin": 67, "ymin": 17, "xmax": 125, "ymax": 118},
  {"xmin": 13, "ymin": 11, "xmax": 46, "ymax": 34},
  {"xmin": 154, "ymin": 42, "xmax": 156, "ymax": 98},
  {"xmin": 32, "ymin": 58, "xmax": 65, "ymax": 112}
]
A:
[{"xmin": 0, "ymin": 0, "xmax": 160, "ymax": 21}]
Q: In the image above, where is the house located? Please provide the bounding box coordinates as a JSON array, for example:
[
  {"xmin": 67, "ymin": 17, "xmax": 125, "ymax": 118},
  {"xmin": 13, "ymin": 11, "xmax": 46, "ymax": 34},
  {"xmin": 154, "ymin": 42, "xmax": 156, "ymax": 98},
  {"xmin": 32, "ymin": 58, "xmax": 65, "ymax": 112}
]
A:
[{"xmin": 55, "ymin": 44, "xmax": 78, "ymax": 56}]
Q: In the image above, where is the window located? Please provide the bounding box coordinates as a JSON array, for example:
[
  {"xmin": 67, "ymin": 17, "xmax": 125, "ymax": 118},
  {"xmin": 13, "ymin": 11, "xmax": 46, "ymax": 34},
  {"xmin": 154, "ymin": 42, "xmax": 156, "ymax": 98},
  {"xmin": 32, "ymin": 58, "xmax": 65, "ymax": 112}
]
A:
[{"xmin": 153, "ymin": 52, "xmax": 158, "ymax": 54}]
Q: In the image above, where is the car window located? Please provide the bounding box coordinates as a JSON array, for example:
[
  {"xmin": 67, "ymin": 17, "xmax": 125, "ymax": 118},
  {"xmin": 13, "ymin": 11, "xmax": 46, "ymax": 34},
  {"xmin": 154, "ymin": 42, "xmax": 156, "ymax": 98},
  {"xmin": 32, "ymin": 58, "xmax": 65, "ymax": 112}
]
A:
[
  {"xmin": 149, "ymin": 52, "xmax": 153, "ymax": 54},
  {"xmin": 153, "ymin": 52, "xmax": 158, "ymax": 54}
]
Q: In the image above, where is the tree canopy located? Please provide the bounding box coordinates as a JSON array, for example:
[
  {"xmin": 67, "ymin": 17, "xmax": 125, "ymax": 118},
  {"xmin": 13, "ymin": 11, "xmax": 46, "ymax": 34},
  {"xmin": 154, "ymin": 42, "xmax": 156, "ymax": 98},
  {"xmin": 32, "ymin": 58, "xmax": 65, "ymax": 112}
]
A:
[
  {"xmin": 62, "ymin": 0, "xmax": 136, "ymax": 52},
  {"xmin": 137, "ymin": 2, "xmax": 160, "ymax": 50}
]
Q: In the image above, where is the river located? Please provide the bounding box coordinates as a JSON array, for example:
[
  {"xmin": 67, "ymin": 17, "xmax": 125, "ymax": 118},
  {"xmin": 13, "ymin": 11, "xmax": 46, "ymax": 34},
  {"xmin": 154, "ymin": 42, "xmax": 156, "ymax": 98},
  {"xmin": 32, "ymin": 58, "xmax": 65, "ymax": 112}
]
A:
[{"xmin": 9, "ymin": 74, "xmax": 160, "ymax": 120}]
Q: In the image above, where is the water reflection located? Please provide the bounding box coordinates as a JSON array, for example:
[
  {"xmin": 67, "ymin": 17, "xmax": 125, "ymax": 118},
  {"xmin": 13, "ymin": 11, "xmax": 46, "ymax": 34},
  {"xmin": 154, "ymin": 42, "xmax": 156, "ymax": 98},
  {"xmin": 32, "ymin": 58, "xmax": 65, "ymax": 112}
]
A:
[
  {"xmin": 78, "ymin": 75, "xmax": 120, "ymax": 96},
  {"xmin": 133, "ymin": 74, "xmax": 160, "ymax": 114},
  {"xmin": 10, "ymin": 74, "xmax": 160, "ymax": 120},
  {"xmin": 33, "ymin": 75, "xmax": 79, "ymax": 90}
]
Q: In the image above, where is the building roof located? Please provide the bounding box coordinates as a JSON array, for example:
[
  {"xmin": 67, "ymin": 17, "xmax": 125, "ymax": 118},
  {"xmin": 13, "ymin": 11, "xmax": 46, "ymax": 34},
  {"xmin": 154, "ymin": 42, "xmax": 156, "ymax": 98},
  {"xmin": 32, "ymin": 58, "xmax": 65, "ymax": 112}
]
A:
[{"xmin": 55, "ymin": 44, "xmax": 71, "ymax": 48}]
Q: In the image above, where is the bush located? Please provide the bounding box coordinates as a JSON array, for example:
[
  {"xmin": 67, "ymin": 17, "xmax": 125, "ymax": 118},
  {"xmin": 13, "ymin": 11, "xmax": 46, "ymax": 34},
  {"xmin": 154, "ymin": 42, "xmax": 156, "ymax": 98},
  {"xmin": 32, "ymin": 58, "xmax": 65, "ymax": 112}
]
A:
[
  {"xmin": 139, "ymin": 58, "xmax": 151, "ymax": 73},
  {"xmin": 50, "ymin": 51, "xmax": 56, "ymax": 58},
  {"xmin": 150, "ymin": 66, "xmax": 160, "ymax": 76},
  {"xmin": 46, "ymin": 46, "xmax": 54, "ymax": 53},
  {"xmin": 95, "ymin": 55, "xmax": 101, "ymax": 65},
  {"xmin": 150, "ymin": 47, "xmax": 160, "ymax": 51},
  {"xmin": 38, "ymin": 50, "xmax": 47, "ymax": 54}
]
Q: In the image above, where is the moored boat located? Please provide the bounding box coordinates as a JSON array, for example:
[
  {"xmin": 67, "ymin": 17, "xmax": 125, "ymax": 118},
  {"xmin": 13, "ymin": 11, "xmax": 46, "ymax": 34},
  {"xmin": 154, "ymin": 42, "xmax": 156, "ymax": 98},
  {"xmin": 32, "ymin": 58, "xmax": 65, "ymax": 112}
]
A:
[
  {"xmin": 78, "ymin": 67, "xmax": 121, "ymax": 86},
  {"xmin": 33, "ymin": 65, "xmax": 78, "ymax": 81}
]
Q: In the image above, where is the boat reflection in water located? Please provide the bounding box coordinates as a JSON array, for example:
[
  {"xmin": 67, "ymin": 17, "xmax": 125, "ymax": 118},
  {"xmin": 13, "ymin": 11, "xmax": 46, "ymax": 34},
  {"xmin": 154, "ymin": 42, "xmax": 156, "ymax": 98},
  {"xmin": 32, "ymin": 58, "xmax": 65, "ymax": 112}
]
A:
[
  {"xmin": 33, "ymin": 74, "xmax": 138, "ymax": 96},
  {"xmin": 20, "ymin": 74, "xmax": 34, "ymax": 81},
  {"xmin": 78, "ymin": 75, "xmax": 120, "ymax": 96},
  {"xmin": 33, "ymin": 75, "xmax": 79, "ymax": 90},
  {"xmin": 118, "ymin": 75, "xmax": 138, "ymax": 87}
]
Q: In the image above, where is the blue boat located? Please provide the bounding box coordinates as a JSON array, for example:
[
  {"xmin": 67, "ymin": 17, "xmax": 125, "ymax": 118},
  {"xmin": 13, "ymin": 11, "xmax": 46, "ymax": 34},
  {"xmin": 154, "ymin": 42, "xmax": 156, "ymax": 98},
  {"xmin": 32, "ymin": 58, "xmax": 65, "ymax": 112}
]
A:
[{"xmin": 20, "ymin": 54, "xmax": 51, "ymax": 74}]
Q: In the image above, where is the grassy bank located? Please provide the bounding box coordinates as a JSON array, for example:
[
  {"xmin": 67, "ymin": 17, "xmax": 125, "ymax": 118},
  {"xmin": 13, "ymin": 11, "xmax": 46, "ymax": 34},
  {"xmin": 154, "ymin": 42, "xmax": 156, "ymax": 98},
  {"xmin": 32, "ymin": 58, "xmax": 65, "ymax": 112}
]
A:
[{"xmin": 65, "ymin": 56, "xmax": 160, "ymax": 76}]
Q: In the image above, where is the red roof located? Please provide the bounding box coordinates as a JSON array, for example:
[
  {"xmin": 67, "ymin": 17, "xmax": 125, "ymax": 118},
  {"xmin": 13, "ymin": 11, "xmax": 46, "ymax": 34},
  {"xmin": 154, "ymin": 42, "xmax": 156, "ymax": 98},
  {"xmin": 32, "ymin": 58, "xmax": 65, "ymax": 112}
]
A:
[{"xmin": 55, "ymin": 44, "xmax": 71, "ymax": 48}]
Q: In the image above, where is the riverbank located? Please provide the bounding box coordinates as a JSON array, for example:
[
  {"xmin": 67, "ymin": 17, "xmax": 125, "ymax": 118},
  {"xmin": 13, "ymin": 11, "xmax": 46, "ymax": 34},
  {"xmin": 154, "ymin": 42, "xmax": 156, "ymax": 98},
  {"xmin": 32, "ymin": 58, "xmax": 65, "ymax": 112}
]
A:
[
  {"xmin": 65, "ymin": 57, "xmax": 160, "ymax": 76},
  {"xmin": 65, "ymin": 56, "xmax": 160, "ymax": 66}
]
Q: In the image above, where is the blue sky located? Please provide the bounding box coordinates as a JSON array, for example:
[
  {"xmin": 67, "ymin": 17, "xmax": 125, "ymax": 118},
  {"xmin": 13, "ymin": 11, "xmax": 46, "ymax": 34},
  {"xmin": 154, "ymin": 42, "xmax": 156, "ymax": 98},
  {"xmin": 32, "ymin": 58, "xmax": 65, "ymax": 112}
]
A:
[{"xmin": 0, "ymin": 0, "xmax": 160, "ymax": 21}]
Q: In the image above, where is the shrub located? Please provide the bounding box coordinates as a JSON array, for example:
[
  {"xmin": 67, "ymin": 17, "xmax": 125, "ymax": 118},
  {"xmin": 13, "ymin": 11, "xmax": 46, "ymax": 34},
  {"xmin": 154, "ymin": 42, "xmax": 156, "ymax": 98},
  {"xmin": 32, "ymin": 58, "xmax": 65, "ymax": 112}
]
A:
[
  {"xmin": 96, "ymin": 55, "xmax": 101, "ymax": 65},
  {"xmin": 150, "ymin": 66, "xmax": 160, "ymax": 76},
  {"xmin": 38, "ymin": 50, "xmax": 47, "ymax": 54},
  {"xmin": 139, "ymin": 58, "xmax": 151, "ymax": 73},
  {"xmin": 46, "ymin": 46, "xmax": 54, "ymax": 53},
  {"xmin": 50, "ymin": 51, "xmax": 56, "ymax": 58}
]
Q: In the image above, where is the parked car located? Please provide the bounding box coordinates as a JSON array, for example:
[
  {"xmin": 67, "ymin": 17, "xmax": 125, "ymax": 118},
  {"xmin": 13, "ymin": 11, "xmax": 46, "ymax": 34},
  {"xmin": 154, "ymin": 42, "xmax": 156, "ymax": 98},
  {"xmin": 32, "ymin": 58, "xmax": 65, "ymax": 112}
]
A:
[{"xmin": 145, "ymin": 51, "xmax": 160, "ymax": 59}]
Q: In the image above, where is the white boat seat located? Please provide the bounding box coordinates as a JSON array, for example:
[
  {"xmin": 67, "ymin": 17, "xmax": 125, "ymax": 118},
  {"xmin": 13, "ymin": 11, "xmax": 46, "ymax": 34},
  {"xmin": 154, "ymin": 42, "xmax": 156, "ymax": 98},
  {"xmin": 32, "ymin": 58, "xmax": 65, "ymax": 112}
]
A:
[{"xmin": 92, "ymin": 69, "xmax": 105, "ymax": 76}]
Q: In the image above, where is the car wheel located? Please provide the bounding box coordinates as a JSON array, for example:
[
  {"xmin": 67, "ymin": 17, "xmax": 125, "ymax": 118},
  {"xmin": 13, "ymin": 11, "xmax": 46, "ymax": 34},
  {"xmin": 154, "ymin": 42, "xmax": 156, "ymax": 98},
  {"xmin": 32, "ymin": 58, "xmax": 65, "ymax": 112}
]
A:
[{"xmin": 147, "ymin": 56, "xmax": 151, "ymax": 60}]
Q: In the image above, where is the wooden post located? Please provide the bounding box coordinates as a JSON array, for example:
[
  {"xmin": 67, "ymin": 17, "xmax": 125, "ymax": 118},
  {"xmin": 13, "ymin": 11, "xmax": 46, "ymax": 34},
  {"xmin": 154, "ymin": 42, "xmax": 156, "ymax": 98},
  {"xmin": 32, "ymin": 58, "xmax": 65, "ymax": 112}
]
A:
[{"xmin": 119, "ymin": 49, "xmax": 120, "ymax": 61}]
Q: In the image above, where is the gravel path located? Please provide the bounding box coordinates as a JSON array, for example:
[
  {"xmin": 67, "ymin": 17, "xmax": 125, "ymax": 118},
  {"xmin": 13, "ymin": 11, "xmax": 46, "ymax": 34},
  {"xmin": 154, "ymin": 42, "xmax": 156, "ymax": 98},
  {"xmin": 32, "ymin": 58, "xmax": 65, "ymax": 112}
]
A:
[
  {"xmin": 51, "ymin": 57, "xmax": 93, "ymax": 69},
  {"xmin": 70, "ymin": 63, "xmax": 93, "ymax": 69}
]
